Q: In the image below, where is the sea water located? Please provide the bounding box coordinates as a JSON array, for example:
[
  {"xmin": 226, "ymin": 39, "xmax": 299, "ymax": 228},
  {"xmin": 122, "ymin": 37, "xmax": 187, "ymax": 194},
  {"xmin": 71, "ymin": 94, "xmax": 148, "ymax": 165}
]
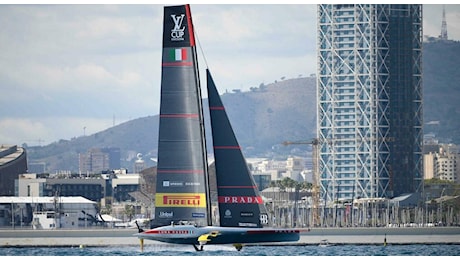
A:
[{"xmin": 1, "ymin": 244, "xmax": 459, "ymax": 256}]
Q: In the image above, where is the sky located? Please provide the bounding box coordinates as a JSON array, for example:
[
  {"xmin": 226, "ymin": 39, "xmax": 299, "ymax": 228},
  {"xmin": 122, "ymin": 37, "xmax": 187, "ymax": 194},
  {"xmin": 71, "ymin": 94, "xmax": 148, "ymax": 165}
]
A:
[{"xmin": 1, "ymin": 3, "xmax": 459, "ymax": 146}]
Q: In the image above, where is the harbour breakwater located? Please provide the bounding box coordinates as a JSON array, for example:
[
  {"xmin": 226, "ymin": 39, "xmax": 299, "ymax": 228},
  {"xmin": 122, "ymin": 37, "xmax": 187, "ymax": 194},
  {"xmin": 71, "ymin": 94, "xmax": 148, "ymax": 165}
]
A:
[{"xmin": 0, "ymin": 227, "xmax": 459, "ymax": 247}]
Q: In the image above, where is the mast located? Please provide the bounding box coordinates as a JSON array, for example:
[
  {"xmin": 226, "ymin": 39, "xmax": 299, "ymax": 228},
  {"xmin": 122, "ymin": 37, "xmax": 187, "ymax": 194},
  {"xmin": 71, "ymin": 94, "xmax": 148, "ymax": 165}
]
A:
[{"xmin": 153, "ymin": 4, "xmax": 211, "ymax": 227}]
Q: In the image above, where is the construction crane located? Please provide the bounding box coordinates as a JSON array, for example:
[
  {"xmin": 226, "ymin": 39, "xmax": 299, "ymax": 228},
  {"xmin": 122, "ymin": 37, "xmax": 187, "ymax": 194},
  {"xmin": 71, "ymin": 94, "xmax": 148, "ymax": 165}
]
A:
[{"xmin": 283, "ymin": 138, "xmax": 320, "ymax": 226}]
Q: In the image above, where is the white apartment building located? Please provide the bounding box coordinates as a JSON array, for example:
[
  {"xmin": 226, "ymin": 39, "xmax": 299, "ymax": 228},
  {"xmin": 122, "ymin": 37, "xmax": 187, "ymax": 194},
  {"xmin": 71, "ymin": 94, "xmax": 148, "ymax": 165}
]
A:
[{"xmin": 424, "ymin": 144, "xmax": 460, "ymax": 183}]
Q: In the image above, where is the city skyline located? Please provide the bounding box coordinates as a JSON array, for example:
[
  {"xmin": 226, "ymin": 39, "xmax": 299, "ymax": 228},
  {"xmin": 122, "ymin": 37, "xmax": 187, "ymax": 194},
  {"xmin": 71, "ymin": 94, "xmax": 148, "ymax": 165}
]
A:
[{"xmin": 1, "ymin": 4, "xmax": 459, "ymax": 147}]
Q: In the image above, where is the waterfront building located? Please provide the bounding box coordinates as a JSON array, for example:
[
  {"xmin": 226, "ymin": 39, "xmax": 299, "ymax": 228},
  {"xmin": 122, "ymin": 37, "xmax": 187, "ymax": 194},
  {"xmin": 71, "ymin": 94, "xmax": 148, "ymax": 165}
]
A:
[
  {"xmin": 16, "ymin": 171, "xmax": 141, "ymax": 205},
  {"xmin": 0, "ymin": 145, "xmax": 27, "ymax": 196},
  {"xmin": 0, "ymin": 196, "xmax": 98, "ymax": 229},
  {"xmin": 78, "ymin": 147, "xmax": 121, "ymax": 175},
  {"xmin": 424, "ymin": 152, "xmax": 436, "ymax": 180},
  {"xmin": 424, "ymin": 144, "xmax": 460, "ymax": 183},
  {"xmin": 285, "ymin": 156, "xmax": 306, "ymax": 182},
  {"xmin": 252, "ymin": 173, "xmax": 272, "ymax": 191},
  {"xmin": 316, "ymin": 5, "xmax": 423, "ymax": 202}
]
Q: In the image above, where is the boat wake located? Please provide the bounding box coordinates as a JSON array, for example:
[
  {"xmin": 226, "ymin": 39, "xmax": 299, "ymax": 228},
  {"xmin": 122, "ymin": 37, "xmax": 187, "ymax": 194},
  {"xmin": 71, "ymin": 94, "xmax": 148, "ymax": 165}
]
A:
[{"xmin": 141, "ymin": 244, "xmax": 235, "ymax": 252}]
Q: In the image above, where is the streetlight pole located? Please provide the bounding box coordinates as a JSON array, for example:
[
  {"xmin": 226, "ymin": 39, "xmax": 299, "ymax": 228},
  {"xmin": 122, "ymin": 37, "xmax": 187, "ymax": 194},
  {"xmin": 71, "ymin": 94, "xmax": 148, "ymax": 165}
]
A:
[{"xmin": 440, "ymin": 188, "xmax": 446, "ymax": 226}]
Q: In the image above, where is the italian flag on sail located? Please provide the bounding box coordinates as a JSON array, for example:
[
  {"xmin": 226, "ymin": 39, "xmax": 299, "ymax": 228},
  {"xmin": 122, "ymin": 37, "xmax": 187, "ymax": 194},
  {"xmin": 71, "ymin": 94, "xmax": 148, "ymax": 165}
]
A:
[{"xmin": 169, "ymin": 48, "xmax": 187, "ymax": 61}]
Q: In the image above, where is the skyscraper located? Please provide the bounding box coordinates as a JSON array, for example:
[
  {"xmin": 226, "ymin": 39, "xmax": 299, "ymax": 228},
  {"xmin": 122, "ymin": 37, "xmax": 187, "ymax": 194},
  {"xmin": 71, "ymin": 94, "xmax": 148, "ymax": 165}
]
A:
[{"xmin": 316, "ymin": 4, "xmax": 423, "ymax": 203}]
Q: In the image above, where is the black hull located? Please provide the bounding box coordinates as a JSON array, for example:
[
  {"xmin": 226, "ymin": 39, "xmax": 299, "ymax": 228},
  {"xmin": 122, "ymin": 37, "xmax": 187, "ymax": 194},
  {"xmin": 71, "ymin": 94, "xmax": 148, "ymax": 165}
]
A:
[
  {"xmin": 145, "ymin": 232, "xmax": 300, "ymax": 245},
  {"xmin": 205, "ymin": 232, "xmax": 300, "ymax": 245}
]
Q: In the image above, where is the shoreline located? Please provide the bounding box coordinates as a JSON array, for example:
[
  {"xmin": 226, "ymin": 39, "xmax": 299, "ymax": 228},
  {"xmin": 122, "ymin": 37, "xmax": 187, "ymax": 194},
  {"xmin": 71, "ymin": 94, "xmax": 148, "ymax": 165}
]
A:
[{"xmin": 1, "ymin": 227, "xmax": 459, "ymax": 247}]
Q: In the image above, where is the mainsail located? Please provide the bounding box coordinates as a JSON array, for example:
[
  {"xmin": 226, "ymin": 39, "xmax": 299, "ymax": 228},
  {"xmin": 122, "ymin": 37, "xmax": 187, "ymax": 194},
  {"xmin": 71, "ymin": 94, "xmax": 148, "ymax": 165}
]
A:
[
  {"xmin": 153, "ymin": 4, "xmax": 211, "ymax": 228},
  {"xmin": 206, "ymin": 69, "xmax": 269, "ymax": 228}
]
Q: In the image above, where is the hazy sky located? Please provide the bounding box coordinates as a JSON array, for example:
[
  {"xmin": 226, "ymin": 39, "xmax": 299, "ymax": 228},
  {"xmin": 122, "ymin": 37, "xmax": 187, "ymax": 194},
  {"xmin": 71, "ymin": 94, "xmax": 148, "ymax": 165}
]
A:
[{"xmin": 1, "ymin": 3, "xmax": 459, "ymax": 146}]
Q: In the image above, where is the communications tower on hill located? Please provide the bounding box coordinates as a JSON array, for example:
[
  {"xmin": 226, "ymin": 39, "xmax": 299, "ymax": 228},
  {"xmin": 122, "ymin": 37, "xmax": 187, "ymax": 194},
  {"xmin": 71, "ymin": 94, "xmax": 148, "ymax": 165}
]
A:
[{"xmin": 440, "ymin": 5, "xmax": 448, "ymax": 40}]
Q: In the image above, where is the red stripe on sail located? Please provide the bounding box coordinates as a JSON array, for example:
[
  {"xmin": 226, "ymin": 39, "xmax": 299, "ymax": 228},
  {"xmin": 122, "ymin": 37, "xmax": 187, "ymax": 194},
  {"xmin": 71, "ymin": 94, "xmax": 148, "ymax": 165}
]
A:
[
  {"xmin": 185, "ymin": 4, "xmax": 195, "ymax": 47},
  {"xmin": 162, "ymin": 62, "xmax": 193, "ymax": 67},
  {"xmin": 160, "ymin": 114, "xmax": 199, "ymax": 118},
  {"xmin": 157, "ymin": 169, "xmax": 204, "ymax": 174},
  {"xmin": 210, "ymin": 106, "xmax": 224, "ymax": 110},
  {"xmin": 214, "ymin": 146, "xmax": 240, "ymax": 149}
]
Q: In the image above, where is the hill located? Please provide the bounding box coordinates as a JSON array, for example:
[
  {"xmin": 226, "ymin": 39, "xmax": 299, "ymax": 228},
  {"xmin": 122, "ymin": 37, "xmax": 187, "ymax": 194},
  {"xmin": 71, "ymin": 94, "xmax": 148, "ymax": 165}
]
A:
[
  {"xmin": 25, "ymin": 40, "xmax": 460, "ymax": 173},
  {"xmin": 26, "ymin": 76, "xmax": 317, "ymax": 172},
  {"xmin": 422, "ymin": 40, "xmax": 460, "ymax": 143}
]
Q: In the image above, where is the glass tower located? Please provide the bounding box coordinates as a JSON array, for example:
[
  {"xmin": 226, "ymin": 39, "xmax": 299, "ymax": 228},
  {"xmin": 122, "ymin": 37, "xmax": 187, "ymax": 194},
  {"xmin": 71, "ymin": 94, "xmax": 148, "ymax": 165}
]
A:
[{"xmin": 316, "ymin": 4, "xmax": 423, "ymax": 203}]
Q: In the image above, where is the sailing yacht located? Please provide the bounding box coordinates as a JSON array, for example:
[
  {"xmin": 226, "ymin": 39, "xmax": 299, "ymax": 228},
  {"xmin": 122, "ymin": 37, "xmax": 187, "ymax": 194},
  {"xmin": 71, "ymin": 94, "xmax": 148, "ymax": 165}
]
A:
[{"xmin": 134, "ymin": 4, "xmax": 305, "ymax": 251}]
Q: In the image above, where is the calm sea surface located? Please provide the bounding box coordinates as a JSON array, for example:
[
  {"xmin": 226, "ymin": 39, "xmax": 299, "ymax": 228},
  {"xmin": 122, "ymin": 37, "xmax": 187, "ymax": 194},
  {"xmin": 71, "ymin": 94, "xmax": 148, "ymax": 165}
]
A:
[{"xmin": 1, "ymin": 244, "xmax": 459, "ymax": 256}]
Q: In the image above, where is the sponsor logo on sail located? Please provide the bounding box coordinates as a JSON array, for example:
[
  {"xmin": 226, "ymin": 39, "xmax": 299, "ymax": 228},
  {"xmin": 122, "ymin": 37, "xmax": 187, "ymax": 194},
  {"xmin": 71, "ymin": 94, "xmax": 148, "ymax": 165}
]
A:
[
  {"xmin": 155, "ymin": 193, "xmax": 206, "ymax": 208},
  {"xmin": 159, "ymin": 211, "xmax": 174, "ymax": 218},
  {"xmin": 260, "ymin": 213, "xmax": 269, "ymax": 224},
  {"xmin": 238, "ymin": 222, "xmax": 258, "ymax": 227},
  {"xmin": 218, "ymin": 196, "xmax": 263, "ymax": 204},
  {"xmin": 240, "ymin": 212, "xmax": 254, "ymax": 217},
  {"xmin": 163, "ymin": 180, "xmax": 184, "ymax": 187},
  {"xmin": 170, "ymin": 14, "xmax": 185, "ymax": 41},
  {"xmin": 192, "ymin": 212, "xmax": 206, "ymax": 218},
  {"xmin": 223, "ymin": 209, "xmax": 232, "ymax": 218}
]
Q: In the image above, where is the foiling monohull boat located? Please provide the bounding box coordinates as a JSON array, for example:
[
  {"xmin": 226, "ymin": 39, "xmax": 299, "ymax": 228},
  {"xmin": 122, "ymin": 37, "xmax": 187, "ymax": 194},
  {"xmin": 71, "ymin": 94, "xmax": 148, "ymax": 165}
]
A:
[{"xmin": 134, "ymin": 4, "xmax": 305, "ymax": 251}]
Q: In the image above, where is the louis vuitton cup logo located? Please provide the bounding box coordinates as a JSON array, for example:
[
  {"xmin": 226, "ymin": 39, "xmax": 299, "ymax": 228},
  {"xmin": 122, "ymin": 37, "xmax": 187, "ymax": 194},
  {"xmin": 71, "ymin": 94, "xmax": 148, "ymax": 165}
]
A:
[{"xmin": 171, "ymin": 14, "xmax": 185, "ymax": 41}]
